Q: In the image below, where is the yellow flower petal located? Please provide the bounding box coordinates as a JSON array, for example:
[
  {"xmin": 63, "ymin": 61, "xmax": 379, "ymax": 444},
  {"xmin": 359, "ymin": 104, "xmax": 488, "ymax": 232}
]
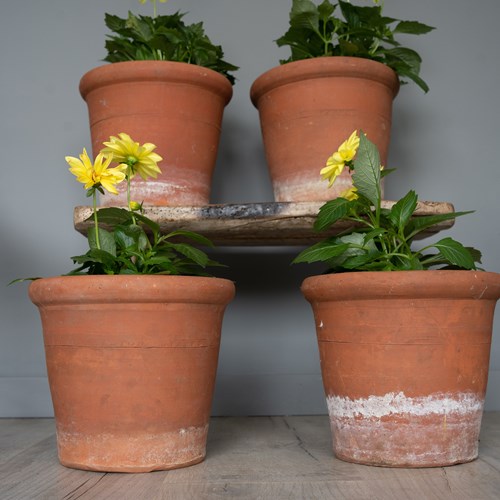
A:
[
  {"xmin": 101, "ymin": 133, "xmax": 163, "ymax": 181},
  {"xmin": 320, "ymin": 131, "xmax": 360, "ymax": 188},
  {"xmin": 340, "ymin": 187, "xmax": 358, "ymax": 201},
  {"xmin": 337, "ymin": 130, "xmax": 360, "ymax": 162},
  {"xmin": 66, "ymin": 148, "xmax": 126, "ymax": 194},
  {"xmin": 321, "ymin": 155, "xmax": 345, "ymax": 187}
]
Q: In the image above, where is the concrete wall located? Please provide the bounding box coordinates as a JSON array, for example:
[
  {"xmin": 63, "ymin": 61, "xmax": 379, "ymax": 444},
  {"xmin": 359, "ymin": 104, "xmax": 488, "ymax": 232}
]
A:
[{"xmin": 1, "ymin": 0, "xmax": 499, "ymax": 416}]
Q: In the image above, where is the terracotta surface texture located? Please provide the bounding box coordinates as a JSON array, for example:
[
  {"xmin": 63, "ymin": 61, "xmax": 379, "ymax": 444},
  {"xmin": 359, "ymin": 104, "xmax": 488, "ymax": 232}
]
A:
[
  {"xmin": 301, "ymin": 270, "xmax": 500, "ymax": 467},
  {"xmin": 80, "ymin": 61, "xmax": 233, "ymax": 207},
  {"xmin": 250, "ymin": 57, "xmax": 399, "ymax": 202},
  {"xmin": 29, "ymin": 275, "xmax": 235, "ymax": 472}
]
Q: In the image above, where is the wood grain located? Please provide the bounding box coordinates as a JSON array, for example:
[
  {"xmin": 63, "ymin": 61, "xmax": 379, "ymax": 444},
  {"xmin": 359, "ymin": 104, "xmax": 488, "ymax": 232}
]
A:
[
  {"xmin": 73, "ymin": 201, "xmax": 456, "ymax": 246},
  {"xmin": 1, "ymin": 414, "xmax": 499, "ymax": 499}
]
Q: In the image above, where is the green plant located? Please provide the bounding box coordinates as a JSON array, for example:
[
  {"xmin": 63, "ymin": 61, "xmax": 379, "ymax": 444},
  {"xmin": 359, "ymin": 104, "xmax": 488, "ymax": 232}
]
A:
[
  {"xmin": 276, "ymin": 0, "xmax": 434, "ymax": 92},
  {"xmin": 103, "ymin": 0, "xmax": 238, "ymax": 84},
  {"xmin": 293, "ymin": 130, "xmax": 481, "ymax": 272},
  {"xmin": 69, "ymin": 206, "xmax": 220, "ymax": 276},
  {"xmin": 12, "ymin": 134, "xmax": 222, "ymax": 282},
  {"xmin": 64, "ymin": 133, "xmax": 222, "ymax": 276}
]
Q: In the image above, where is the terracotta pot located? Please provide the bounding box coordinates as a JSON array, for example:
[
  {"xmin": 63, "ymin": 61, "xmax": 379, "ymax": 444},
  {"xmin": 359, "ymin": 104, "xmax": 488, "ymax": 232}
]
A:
[
  {"xmin": 29, "ymin": 275, "xmax": 235, "ymax": 472},
  {"xmin": 301, "ymin": 271, "xmax": 500, "ymax": 467},
  {"xmin": 80, "ymin": 61, "xmax": 233, "ymax": 206},
  {"xmin": 250, "ymin": 57, "xmax": 399, "ymax": 202}
]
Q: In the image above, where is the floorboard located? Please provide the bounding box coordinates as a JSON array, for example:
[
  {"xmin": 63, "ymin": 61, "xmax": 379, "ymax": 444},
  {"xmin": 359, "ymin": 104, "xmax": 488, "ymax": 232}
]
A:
[{"xmin": 0, "ymin": 413, "xmax": 499, "ymax": 499}]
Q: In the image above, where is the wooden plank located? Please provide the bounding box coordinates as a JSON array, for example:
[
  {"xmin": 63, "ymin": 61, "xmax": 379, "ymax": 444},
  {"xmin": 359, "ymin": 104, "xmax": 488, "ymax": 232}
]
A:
[
  {"xmin": 477, "ymin": 411, "xmax": 500, "ymax": 471},
  {"xmin": 1, "ymin": 414, "xmax": 499, "ymax": 499},
  {"xmin": 0, "ymin": 431, "xmax": 106, "ymax": 499},
  {"xmin": 0, "ymin": 418, "xmax": 54, "ymax": 465},
  {"xmin": 74, "ymin": 200, "xmax": 456, "ymax": 246}
]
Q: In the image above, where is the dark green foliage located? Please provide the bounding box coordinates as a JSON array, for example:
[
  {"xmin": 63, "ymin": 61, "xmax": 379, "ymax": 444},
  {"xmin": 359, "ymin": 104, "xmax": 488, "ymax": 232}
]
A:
[
  {"xmin": 293, "ymin": 132, "xmax": 481, "ymax": 272},
  {"xmin": 276, "ymin": 0, "xmax": 434, "ymax": 92},
  {"xmin": 69, "ymin": 208, "xmax": 223, "ymax": 276},
  {"xmin": 104, "ymin": 11, "xmax": 238, "ymax": 84}
]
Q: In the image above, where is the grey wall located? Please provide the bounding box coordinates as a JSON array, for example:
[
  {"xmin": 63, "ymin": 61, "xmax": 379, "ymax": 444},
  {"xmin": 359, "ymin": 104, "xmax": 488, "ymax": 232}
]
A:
[{"xmin": 1, "ymin": 0, "xmax": 499, "ymax": 417}]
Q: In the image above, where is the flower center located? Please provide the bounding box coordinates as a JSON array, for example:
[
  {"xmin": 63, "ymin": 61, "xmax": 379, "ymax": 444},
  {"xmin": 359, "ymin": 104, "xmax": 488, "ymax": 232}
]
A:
[{"xmin": 127, "ymin": 155, "xmax": 138, "ymax": 166}]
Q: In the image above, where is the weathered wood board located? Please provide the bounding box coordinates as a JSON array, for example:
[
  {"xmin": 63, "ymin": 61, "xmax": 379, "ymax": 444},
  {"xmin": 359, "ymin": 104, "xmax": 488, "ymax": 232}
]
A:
[{"xmin": 74, "ymin": 201, "xmax": 455, "ymax": 245}]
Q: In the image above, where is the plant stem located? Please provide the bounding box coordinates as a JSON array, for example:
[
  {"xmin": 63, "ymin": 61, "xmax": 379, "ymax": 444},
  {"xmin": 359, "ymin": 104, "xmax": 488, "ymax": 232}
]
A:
[
  {"xmin": 93, "ymin": 190, "xmax": 101, "ymax": 250},
  {"xmin": 126, "ymin": 169, "xmax": 137, "ymax": 225},
  {"xmin": 323, "ymin": 20, "xmax": 329, "ymax": 56}
]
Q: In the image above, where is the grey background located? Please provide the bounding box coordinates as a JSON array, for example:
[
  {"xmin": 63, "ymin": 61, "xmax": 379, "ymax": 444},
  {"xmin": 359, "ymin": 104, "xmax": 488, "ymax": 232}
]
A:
[{"xmin": 1, "ymin": 0, "xmax": 499, "ymax": 416}]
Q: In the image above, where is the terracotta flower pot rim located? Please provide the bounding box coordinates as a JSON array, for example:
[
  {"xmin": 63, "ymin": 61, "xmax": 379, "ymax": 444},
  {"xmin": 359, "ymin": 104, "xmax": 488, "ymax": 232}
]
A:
[
  {"xmin": 250, "ymin": 56, "xmax": 400, "ymax": 106},
  {"xmin": 301, "ymin": 270, "xmax": 500, "ymax": 302},
  {"xmin": 79, "ymin": 60, "xmax": 233, "ymax": 105},
  {"xmin": 29, "ymin": 275, "xmax": 235, "ymax": 306}
]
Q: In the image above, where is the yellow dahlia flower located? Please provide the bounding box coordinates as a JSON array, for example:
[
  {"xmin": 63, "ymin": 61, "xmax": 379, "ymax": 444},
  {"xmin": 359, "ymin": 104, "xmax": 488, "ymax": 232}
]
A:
[
  {"xmin": 66, "ymin": 148, "xmax": 127, "ymax": 195},
  {"xmin": 101, "ymin": 133, "xmax": 162, "ymax": 181},
  {"xmin": 320, "ymin": 158, "xmax": 345, "ymax": 188},
  {"xmin": 337, "ymin": 130, "xmax": 360, "ymax": 163},
  {"xmin": 339, "ymin": 187, "xmax": 359, "ymax": 201},
  {"xmin": 320, "ymin": 130, "xmax": 360, "ymax": 187}
]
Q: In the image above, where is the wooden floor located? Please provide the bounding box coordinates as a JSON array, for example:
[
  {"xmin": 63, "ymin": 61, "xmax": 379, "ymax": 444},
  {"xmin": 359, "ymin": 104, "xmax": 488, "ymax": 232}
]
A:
[{"xmin": 1, "ymin": 414, "xmax": 499, "ymax": 499}]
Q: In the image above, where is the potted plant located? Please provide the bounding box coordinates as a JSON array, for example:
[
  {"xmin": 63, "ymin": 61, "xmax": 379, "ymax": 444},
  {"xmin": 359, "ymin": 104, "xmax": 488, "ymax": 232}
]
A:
[
  {"xmin": 250, "ymin": 0, "xmax": 434, "ymax": 202},
  {"xmin": 293, "ymin": 130, "xmax": 500, "ymax": 467},
  {"xmin": 79, "ymin": 0, "xmax": 238, "ymax": 207},
  {"xmin": 19, "ymin": 134, "xmax": 235, "ymax": 472}
]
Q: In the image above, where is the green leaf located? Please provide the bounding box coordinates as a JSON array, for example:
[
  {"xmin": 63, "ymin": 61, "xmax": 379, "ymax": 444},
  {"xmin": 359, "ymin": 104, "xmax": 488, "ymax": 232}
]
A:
[
  {"xmin": 363, "ymin": 227, "xmax": 387, "ymax": 243},
  {"xmin": 133, "ymin": 212, "xmax": 160, "ymax": 235},
  {"xmin": 290, "ymin": 11, "xmax": 320, "ymax": 32},
  {"xmin": 430, "ymin": 237, "xmax": 477, "ymax": 269},
  {"xmin": 293, "ymin": 239, "xmax": 349, "ymax": 264},
  {"xmin": 395, "ymin": 66, "xmax": 430, "ymax": 93},
  {"xmin": 326, "ymin": 233, "xmax": 378, "ymax": 269},
  {"xmin": 384, "ymin": 47, "xmax": 422, "ymax": 73},
  {"xmin": 318, "ymin": 0, "xmax": 335, "ymax": 20},
  {"xmin": 163, "ymin": 230, "xmax": 215, "ymax": 247},
  {"xmin": 395, "ymin": 254, "xmax": 425, "ymax": 271},
  {"xmin": 8, "ymin": 277, "xmax": 42, "ymax": 285},
  {"xmin": 352, "ymin": 132, "xmax": 381, "ymax": 206},
  {"xmin": 338, "ymin": 0, "xmax": 362, "ymax": 27},
  {"xmin": 88, "ymin": 227, "xmax": 117, "ymax": 257},
  {"xmin": 394, "ymin": 20, "xmax": 435, "ymax": 35},
  {"xmin": 340, "ymin": 251, "xmax": 384, "ymax": 270},
  {"xmin": 114, "ymin": 226, "xmax": 137, "ymax": 250},
  {"xmin": 168, "ymin": 243, "xmax": 210, "ymax": 267},
  {"xmin": 276, "ymin": 0, "xmax": 432, "ymax": 91},
  {"xmin": 314, "ymin": 197, "xmax": 354, "ymax": 231},
  {"xmin": 466, "ymin": 246, "xmax": 483, "ymax": 264},
  {"xmin": 125, "ymin": 12, "xmax": 154, "ymax": 42},
  {"xmin": 406, "ymin": 211, "xmax": 474, "ymax": 238},
  {"xmin": 387, "ymin": 190, "xmax": 418, "ymax": 231},
  {"xmin": 380, "ymin": 168, "xmax": 396, "ymax": 178},
  {"xmin": 141, "ymin": 255, "xmax": 175, "ymax": 274},
  {"xmin": 104, "ymin": 13, "xmax": 127, "ymax": 33},
  {"xmin": 104, "ymin": 11, "xmax": 237, "ymax": 84},
  {"xmin": 290, "ymin": 0, "xmax": 320, "ymax": 22},
  {"xmin": 71, "ymin": 249, "xmax": 119, "ymax": 272},
  {"xmin": 91, "ymin": 207, "xmax": 133, "ymax": 226},
  {"xmin": 115, "ymin": 224, "xmax": 149, "ymax": 252}
]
